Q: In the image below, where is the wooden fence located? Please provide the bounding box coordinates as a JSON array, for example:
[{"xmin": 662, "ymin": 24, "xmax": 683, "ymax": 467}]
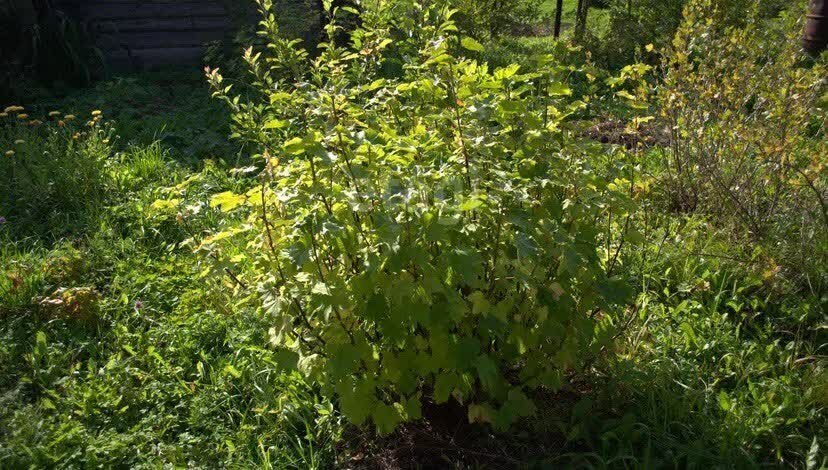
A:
[{"xmin": 52, "ymin": 0, "xmax": 238, "ymax": 69}]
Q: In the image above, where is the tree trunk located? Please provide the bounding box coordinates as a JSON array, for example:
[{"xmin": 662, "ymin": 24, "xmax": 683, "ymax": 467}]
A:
[
  {"xmin": 804, "ymin": 0, "xmax": 828, "ymax": 55},
  {"xmin": 553, "ymin": 0, "xmax": 564, "ymax": 39},
  {"xmin": 575, "ymin": 0, "xmax": 589, "ymax": 40}
]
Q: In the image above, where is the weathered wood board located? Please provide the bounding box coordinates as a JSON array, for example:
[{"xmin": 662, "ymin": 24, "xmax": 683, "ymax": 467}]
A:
[{"xmin": 53, "ymin": 0, "xmax": 237, "ymax": 70}]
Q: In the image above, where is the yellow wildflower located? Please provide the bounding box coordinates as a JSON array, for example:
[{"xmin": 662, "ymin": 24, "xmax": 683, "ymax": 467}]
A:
[
  {"xmin": 4, "ymin": 105, "xmax": 23, "ymax": 113},
  {"xmin": 28, "ymin": 120, "xmax": 42, "ymax": 126},
  {"xmin": 0, "ymin": 112, "xmax": 8, "ymax": 118},
  {"xmin": 14, "ymin": 140, "xmax": 24, "ymax": 145},
  {"xmin": 5, "ymin": 150, "xmax": 14, "ymax": 157},
  {"xmin": 17, "ymin": 113, "xmax": 29, "ymax": 120},
  {"xmin": 58, "ymin": 120, "xmax": 66, "ymax": 127},
  {"xmin": 91, "ymin": 110, "xmax": 102, "ymax": 117},
  {"xmin": 64, "ymin": 114, "xmax": 76, "ymax": 121},
  {"xmin": 48, "ymin": 111, "xmax": 61, "ymax": 117}
]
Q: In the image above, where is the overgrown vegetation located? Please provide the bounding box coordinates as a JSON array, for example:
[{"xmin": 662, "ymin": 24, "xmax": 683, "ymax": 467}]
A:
[{"xmin": 1, "ymin": 0, "xmax": 825, "ymax": 468}]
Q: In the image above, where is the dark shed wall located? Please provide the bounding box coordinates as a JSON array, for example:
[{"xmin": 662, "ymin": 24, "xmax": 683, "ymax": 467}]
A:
[{"xmin": 54, "ymin": 0, "xmax": 235, "ymax": 69}]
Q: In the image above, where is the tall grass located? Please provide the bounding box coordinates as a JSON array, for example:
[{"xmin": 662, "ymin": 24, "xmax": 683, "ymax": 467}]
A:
[{"xmin": 0, "ymin": 107, "xmax": 113, "ymax": 240}]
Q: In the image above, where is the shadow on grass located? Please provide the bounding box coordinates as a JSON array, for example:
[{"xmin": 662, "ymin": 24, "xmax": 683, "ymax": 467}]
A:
[{"xmin": 341, "ymin": 353, "xmax": 821, "ymax": 469}]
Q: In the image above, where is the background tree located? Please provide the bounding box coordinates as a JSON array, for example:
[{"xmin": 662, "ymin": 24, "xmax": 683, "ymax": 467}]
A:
[
  {"xmin": 553, "ymin": 0, "xmax": 564, "ymax": 38},
  {"xmin": 575, "ymin": 0, "xmax": 590, "ymax": 39}
]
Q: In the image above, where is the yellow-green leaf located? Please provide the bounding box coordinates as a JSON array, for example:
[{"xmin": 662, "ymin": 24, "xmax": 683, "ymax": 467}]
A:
[
  {"xmin": 210, "ymin": 191, "xmax": 247, "ymax": 212},
  {"xmin": 461, "ymin": 37, "xmax": 485, "ymax": 53}
]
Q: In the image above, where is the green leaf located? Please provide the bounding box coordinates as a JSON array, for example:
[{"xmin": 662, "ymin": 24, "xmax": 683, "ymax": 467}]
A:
[
  {"xmin": 494, "ymin": 64, "xmax": 521, "ymax": 80},
  {"xmin": 224, "ymin": 364, "xmax": 241, "ymax": 378},
  {"xmin": 458, "ymin": 197, "xmax": 484, "ymax": 212},
  {"xmin": 150, "ymin": 198, "xmax": 181, "ymax": 214},
  {"xmin": 210, "ymin": 191, "xmax": 247, "ymax": 212},
  {"xmin": 468, "ymin": 403, "xmax": 493, "ymax": 424},
  {"xmin": 34, "ymin": 331, "xmax": 47, "ymax": 357},
  {"xmin": 806, "ymin": 437, "xmax": 820, "ymax": 470},
  {"xmin": 373, "ymin": 403, "xmax": 402, "ymax": 435},
  {"xmin": 401, "ymin": 394, "xmax": 422, "ymax": 420},
  {"xmin": 283, "ymin": 137, "xmax": 306, "ymax": 155},
  {"xmin": 264, "ymin": 119, "xmax": 288, "ymax": 129},
  {"xmin": 475, "ymin": 354, "xmax": 498, "ymax": 392},
  {"xmin": 433, "ymin": 372, "xmax": 457, "ymax": 404},
  {"xmin": 596, "ymin": 277, "xmax": 633, "ymax": 306},
  {"xmin": 547, "ymin": 82, "xmax": 572, "ymax": 96},
  {"xmin": 506, "ymin": 388, "xmax": 535, "ymax": 417},
  {"xmin": 365, "ymin": 293, "xmax": 387, "ymax": 322},
  {"xmin": 718, "ymin": 391, "xmax": 732, "ymax": 412},
  {"xmin": 461, "ymin": 37, "xmax": 485, "ymax": 53},
  {"xmin": 468, "ymin": 291, "xmax": 490, "ymax": 315},
  {"xmin": 339, "ymin": 380, "xmax": 375, "ymax": 426},
  {"xmin": 312, "ymin": 282, "xmax": 331, "ymax": 296}
]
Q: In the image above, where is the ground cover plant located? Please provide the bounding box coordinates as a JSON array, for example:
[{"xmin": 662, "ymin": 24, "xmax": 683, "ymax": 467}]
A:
[{"xmin": 0, "ymin": 0, "xmax": 825, "ymax": 468}]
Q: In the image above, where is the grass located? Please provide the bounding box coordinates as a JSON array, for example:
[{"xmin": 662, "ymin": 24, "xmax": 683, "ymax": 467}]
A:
[
  {"xmin": 1, "ymin": 61, "xmax": 825, "ymax": 469},
  {"xmin": 1, "ymin": 101, "xmax": 342, "ymax": 467}
]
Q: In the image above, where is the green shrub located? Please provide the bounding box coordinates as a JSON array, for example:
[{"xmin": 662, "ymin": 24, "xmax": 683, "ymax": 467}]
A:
[
  {"xmin": 204, "ymin": 0, "xmax": 632, "ymax": 434},
  {"xmin": 659, "ymin": 0, "xmax": 827, "ymax": 292},
  {"xmin": 0, "ymin": 107, "xmax": 114, "ymax": 240},
  {"xmin": 587, "ymin": 0, "xmax": 686, "ymax": 69},
  {"xmin": 586, "ymin": 0, "xmax": 796, "ymax": 70},
  {"xmin": 449, "ymin": 0, "xmax": 546, "ymax": 39}
]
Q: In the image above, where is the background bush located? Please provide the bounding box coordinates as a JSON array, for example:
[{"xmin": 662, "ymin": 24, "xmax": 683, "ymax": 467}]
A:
[{"xmin": 658, "ymin": 0, "xmax": 827, "ymax": 293}]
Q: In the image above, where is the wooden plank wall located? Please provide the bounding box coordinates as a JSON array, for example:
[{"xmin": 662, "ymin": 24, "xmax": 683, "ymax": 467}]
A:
[{"xmin": 53, "ymin": 0, "xmax": 235, "ymax": 69}]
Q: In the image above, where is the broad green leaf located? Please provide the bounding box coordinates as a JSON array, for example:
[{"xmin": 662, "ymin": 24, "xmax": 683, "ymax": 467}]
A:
[
  {"xmin": 468, "ymin": 403, "xmax": 493, "ymax": 424},
  {"xmin": 458, "ymin": 198, "xmax": 484, "ymax": 212},
  {"xmin": 339, "ymin": 380, "xmax": 374, "ymax": 426},
  {"xmin": 264, "ymin": 119, "xmax": 288, "ymax": 129},
  {"xmin": 373, "ymin": 403, "xmax": 402, "ymax": 435},
  {"xmin": 283, "ymin": 137, "xmax": 306, "ymax": 155},
  {"xmin": 461, "ymin": 37, "xmax": 485, "ymax": 53},
  {"xmin": 434, "ymin": 372, "xmax": 458, "ymax": 404},
  {"xmin": 475, "ymin": 354, "xmax": 498, "ymax": 391},
  {"xmin": 547, "ymin": 82, "xmax": 572, "ymax": 96},
  {"xmin": 210, "ymin": 191, "xmax": 247, "ymax": 212},
  {"xmin": 150, "ymin": 198, "xmax": 181, "ymax": 213}
]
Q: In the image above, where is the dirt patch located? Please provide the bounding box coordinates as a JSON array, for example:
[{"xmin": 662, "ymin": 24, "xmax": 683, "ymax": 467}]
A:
[{"xmin": 340, "ymin": 387, "xmax": 586, "ymax": 469}]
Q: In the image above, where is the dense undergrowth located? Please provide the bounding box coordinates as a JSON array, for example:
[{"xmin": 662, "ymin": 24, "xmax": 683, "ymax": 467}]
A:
[{"xmin": 1, "ymin": 0, "xmax": 825, "ymax": 468}]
